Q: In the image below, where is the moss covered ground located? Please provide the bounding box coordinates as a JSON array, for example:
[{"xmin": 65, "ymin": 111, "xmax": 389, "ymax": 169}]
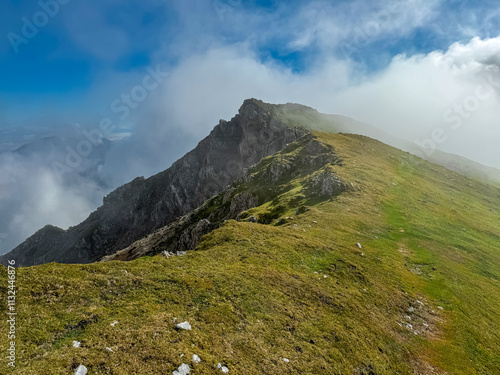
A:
[{"xmin": 1, "ymin": 132, "xmax": 499, "ymax": 374}]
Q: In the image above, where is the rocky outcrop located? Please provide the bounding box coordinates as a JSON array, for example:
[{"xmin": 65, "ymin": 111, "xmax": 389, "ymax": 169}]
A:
[
  {"xmin": 100, "ymin": 188, "xmax": 260, "ymax": 262},
  {"xmin": 226, "ymin": 192, "xmax": 259, "ymax": 220},
  {"xmin": 102, "ymin": 133, "xmax": 348, "ymax": 262},
  {"xmin": 307, "ymin": 170, "xmax": 351, "ymax": 198},
  {"xmin": 176, "ymin": 219, "xmax": 215, "ymax": 252},
  {"xmin": 1, "ymin": 99, "xmax": 308, "ymax": 266}
]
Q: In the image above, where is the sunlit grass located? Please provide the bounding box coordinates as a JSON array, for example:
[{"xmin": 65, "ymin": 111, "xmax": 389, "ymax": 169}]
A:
[{"xmin": 1, "ymin": 132, "xmax": 499, "ymax": 374}]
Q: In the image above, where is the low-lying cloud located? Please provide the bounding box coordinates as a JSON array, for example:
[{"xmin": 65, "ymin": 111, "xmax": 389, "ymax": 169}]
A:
[{"xmin": 0, "ymin": 142, "xmax": 106, "ymax": 254}]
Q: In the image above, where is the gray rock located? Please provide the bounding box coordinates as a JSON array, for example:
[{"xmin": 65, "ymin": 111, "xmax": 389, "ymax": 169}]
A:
[
  {"xmin": 276, "ymin": 218, "xmax": 288, "ymax": 226},
  {"xmin": 192, "ymin": 354, "xmax": 201, "ymax": 363},
  {"xmin": 173, "ymin": 363, "xmax": 191, "ymax": 375},
  {"xmin": 217, "ymin": 363, "xmax": 230, "ymax": 373},
  {"xmin": 176, "ymin": 321, "xmax": 192, "ymax": 330},
  {"xmin": 74, "ymin": 365, "xmax": 87, "ymax": 375},
  {"xmin": 246, "ymin": 215, "xmax": 258, "ymax": 223},
  {"xmin": 177, "ymin": 220, "xmax": 214, "ymax": 250},
  {"xmin": 227, "ymin": 192, "xmax": 259, "ymax": 219},
  {"xmin": 263, "ymin": 160, "xmax": 292, "ymax": 182},
  {"xmin": 308, "ymin": 170, "xmax": 350, "ymax": 198},
  {"xmin": 295, "ymin": 206, "xmax": 309, "ymax": 215}
]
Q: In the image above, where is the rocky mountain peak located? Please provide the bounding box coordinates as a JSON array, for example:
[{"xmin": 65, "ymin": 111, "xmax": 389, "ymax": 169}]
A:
[
  {"xmin": 237, "ymin": 98, "xmax": 269, "ymax": 118},
  {"xmin": 1, "ymin": 99, "xmax": 309, "ymax": 266}
]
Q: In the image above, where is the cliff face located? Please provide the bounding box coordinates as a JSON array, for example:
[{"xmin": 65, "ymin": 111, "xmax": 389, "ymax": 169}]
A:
[
  {"xmin": 101, "ymin": 134, "xmax": 343, "ymax": 262},
  {"xmin": 1, "ymin": 99, "xmax": 308, "ymax": 266}
]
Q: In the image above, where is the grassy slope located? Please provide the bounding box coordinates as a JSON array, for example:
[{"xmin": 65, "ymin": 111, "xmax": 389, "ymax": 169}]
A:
[{"xmin": 1, "ymin": 132, "xmax": 500, "ymax": 374}]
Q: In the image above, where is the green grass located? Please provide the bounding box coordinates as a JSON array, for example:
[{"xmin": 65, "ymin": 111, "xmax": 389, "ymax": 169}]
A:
[{"xmin": 1, "ymin": 132, "xmax": 500, "ymax": 374}]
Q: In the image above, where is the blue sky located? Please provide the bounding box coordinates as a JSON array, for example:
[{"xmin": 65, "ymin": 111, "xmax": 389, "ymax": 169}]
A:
[{"xmin": 0, "ymin": 1, "xmax": 498, "ymax": 121}]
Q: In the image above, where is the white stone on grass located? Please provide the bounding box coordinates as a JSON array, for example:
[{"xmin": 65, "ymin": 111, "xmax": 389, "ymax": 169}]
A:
[
  {"xmin": 282, "ymin": 358, "xmax": 290, "ymax": 363},
  {"xmin": 74, "ymin": 365, "xmax": 87, "ymax": 375},
  {"xmin": 357, "ymin": 243, "xmax": 362, "ymax": 249},
  {"xmin": 192, "ymin": 354, "xmax": 201, "ymax": 363},
  {"xmin": 173, "ymin": 363, "xmax": 191, "ymax": 375},
  {"xmin": 176, "ymin": 321, "xmax": 192, "ymax": 330},
  {"xmin": 72, "ymin": 341, "xmax": 81, "ymax": 348},
  {"xmin": 217, "ymin": 363, "xmax": 230, "ymax": 372}
]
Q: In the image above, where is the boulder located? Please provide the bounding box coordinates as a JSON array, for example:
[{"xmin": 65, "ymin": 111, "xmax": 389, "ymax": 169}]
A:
[
  {"xmin": 74, "ymin": 365, "xmax": 87, "ymax": 375},
  {"xmin": 173, "ymin": 363, "xmax": 191, "ymax": 375},
  {"xmin": 176, "ymin": 321, "xmax": 192, "ymax": 330}
]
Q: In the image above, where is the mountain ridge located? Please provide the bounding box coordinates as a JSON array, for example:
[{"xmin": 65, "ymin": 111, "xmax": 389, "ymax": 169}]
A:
[
  {"xmin": 2, "ymin": 129, "xmax": 499, "ymax": 374},
  {"xmin": 0, "ymin": 99, "xmax": 308, "ymax": 266},
  {"xmin": 3, "ymin": 98, "xmax": 500, "ymax": 265},
  {"xmin": 100, "ymin": 133, "xmax": 345, "ymax": 262}
]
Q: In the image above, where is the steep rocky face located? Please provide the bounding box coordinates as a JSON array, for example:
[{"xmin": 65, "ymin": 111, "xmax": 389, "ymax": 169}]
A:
[
  {"xmin": 102, "ymin": 134, "xmax": 347, "ymax": 262},
  {"xmin": 1, "ymin": 99, "xmax": 308, "ymax": 266}
]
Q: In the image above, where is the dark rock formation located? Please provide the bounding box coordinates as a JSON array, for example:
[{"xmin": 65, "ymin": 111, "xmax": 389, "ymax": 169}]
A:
[
  {"xmin": 1, "ymin": 99, "xmax": 308, "ymax": 266},
  {"xmin": 102, "ymin": 133, "xmax": 346, "ymax": 262},
  {"xmin": 100, "ymin": 188, "xmax": 261, "ymax": 262}
]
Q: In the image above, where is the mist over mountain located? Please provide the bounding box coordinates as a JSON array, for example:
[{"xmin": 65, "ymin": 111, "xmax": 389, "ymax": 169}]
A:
[
  {"xmin": 0, "ymin": 99, "xmax": 308, "ymax": 264},
  {"xmin": 0, "ymin": 113, "xmax": 204, "ymax": 255},
  {"xmin": 0, "ymin": 135, "xmax": 111, "ymax": 254}
]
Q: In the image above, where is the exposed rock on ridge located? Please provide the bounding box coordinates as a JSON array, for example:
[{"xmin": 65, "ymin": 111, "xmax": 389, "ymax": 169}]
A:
[
  {"xmin": 102, "ymin": 134, "xmax": 347, "ymax": 262},
  {"xmin": 1, "ymin": 99, "xmax": 308, "ymax": 266}
]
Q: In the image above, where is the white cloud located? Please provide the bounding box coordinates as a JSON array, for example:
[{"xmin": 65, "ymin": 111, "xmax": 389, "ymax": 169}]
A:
[
  {"xmin": 150, "ymin": 36, "xmax": 500, "ymax": 169},
  {"xmin": 330, "ymin": 37, "xmax": 500, "ymax": 166},
  {"xmin": 285, "ymin": 0, "xmax": 441, "ymax": 55},
  {"xmin": 0, "ymin": 151, "xmax": 104, "ymax": 254}
]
